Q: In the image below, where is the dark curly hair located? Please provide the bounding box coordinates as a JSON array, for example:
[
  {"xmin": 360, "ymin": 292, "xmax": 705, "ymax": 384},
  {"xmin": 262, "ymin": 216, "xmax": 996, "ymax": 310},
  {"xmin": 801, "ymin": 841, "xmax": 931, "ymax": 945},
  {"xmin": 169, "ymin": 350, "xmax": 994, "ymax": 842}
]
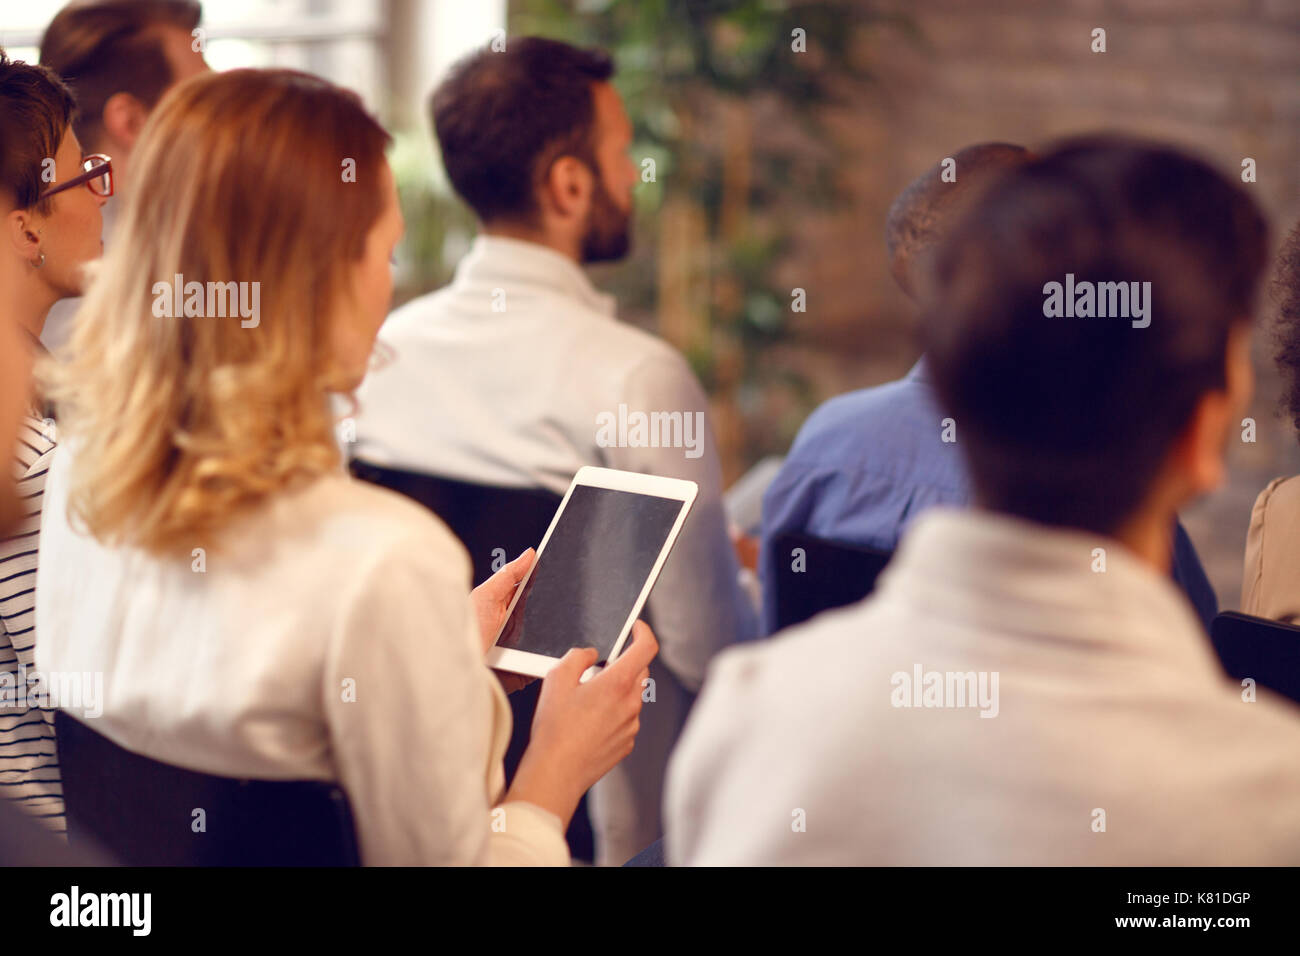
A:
[
  {"xmin": 1272, "ymin": 222, "xmax": 1300, "ymax": 439},
  {"xmin": 884, "ymin": 142, "xmax": 1030, "ymax": 300}
]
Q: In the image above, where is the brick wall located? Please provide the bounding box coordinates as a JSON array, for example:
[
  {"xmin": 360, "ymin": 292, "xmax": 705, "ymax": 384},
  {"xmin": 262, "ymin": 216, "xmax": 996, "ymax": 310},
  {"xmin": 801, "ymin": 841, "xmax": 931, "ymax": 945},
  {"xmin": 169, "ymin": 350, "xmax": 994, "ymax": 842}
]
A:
[{"xmin": 771, "ymin": 0, "xmax": 1300, "ymax": 607}]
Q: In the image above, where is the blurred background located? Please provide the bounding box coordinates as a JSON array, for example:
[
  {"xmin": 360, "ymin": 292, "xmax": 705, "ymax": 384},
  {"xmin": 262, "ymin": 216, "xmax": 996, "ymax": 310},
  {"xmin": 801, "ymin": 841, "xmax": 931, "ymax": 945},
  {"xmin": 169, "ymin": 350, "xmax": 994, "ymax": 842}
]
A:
[{"xmin": 5, "ymin": 0, "xmax": 1299, "ymax": 607}]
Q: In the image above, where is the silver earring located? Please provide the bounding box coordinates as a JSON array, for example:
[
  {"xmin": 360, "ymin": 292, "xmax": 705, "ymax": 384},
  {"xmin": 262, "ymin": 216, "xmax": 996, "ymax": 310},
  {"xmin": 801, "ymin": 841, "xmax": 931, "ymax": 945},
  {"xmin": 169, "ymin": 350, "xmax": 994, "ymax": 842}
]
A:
[{"xmin": 34, "ymin": 252, "xmax": 45, "ymax": 269}]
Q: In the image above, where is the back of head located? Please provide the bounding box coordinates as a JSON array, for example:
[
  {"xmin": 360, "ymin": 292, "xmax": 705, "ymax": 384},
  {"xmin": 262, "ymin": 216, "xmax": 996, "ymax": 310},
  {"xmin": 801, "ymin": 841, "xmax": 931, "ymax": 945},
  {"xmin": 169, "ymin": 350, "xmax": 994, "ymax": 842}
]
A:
[
  {"xmin": 922, "ymin": 136, "xmax": 1268, "ymax": 534},
  {"xmin": 885, "ymin": 142, "xmax": 1029, "ymax": 300},
  {"xmin": 0, "ymin": 50, "xmax": 76, "ymax": 216},
  {"xmin": 39, "ymin": 0, "xmax": 201, "ymax": 152},
  {"xmin": 430, "ymin": 35, "xmax": 613, "ymax": 226},
  {"xmin": 45, "ymin": 68, "xmax": 392, "ymax": 553}
]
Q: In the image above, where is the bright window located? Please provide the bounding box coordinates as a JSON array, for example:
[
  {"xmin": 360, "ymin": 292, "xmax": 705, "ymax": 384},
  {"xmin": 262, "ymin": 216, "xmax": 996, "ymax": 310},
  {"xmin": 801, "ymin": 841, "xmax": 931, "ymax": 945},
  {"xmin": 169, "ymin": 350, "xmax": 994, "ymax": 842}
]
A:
[{"xmin": 2, "ymin": 0, "xmax": 387, "ymax": 111}]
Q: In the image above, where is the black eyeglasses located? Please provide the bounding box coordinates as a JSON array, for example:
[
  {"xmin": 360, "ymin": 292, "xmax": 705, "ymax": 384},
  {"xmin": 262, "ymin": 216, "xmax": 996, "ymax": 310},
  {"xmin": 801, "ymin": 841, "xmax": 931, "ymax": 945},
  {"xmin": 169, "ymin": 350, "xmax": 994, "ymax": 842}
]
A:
[{"xmin": 40, "ymin": 154, "xmax": 113, "ymax": 200}]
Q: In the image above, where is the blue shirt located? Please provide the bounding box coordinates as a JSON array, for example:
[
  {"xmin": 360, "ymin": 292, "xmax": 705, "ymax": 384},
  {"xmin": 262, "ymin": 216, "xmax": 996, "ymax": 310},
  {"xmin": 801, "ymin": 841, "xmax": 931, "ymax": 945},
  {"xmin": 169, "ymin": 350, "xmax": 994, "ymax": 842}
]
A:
[{"xmin": 759, "ymin": 358, "xmax": 1218, "ymax": 635}]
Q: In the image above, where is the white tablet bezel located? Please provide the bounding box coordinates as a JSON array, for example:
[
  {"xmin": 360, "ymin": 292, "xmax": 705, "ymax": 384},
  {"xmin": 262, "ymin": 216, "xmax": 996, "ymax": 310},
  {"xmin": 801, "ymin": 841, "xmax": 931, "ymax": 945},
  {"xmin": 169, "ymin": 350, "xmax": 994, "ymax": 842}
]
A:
[{"xmin": 485, "ymin": 466, "xmax": 698, "ymax": 682}]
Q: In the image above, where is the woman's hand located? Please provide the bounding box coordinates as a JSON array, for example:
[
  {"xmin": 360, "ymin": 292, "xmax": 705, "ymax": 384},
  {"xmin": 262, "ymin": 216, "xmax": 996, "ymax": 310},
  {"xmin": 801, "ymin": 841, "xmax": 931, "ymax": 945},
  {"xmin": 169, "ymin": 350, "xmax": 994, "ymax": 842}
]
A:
[
  {"xmin": 470, "ymin": 549, "xmax": 535, "ymax": 655},
  {"xmin": 505, "ymin": 621, "xmax": 660, "ymax": 827},
  {"xmin": 470, "ymin": 549, "xmax": 540, "ymax": 695}
]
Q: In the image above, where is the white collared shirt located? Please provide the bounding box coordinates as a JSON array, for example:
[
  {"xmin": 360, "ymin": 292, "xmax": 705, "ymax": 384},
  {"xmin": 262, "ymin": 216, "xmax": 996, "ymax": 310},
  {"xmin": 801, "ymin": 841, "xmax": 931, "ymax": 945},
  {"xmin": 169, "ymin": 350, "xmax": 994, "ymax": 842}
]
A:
[
  {"xmin": 353, "ymin": 235, "xmax": 757, "ymax": 688},
  {"xmin": 35, "ymin": 448, "xmax": 569, "ymax": 866},
  {"xmin": 666, "ymin": 507, "xmax": 1300, "ymax": 865},
  {"xmin": 353, "ymin": 235, "xmax": 757, "ymax": 864}
]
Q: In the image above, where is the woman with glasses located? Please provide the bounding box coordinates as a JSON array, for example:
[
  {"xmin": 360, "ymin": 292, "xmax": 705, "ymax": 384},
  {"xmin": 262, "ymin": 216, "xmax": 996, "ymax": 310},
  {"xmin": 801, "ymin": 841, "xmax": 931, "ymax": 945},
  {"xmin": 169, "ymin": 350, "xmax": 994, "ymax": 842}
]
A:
[
  {"xmin": 0, "ymin": 50, "xmax": 111, "ymax": 840},
  {"xmin": 36, "ymin": 68, "xmax": 657, "ymax": 865},
  {"xmin": 0, "ymin": 60, "xmax": 111, "ymax": 349}
]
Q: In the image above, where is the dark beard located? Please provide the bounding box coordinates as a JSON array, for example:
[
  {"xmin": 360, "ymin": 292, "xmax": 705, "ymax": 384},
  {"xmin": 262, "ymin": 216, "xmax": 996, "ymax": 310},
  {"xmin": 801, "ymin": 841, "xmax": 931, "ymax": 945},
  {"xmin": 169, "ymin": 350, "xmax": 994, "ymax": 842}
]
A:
[{"xmin": 580, "ymin": 174, "xmax": 632, "ymax": 263}]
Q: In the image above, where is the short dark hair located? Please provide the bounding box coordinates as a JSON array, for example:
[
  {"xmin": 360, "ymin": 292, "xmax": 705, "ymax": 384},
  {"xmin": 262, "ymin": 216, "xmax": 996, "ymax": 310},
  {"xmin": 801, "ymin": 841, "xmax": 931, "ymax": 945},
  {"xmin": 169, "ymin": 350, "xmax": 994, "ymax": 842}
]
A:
[
  {"xmin": 430, "ymin": 36, "xmax": 614, "ymax": 225},
  {"xmin": 922, "ymin": 136, "xmax": 1269, "ymax": 534},
  {"xmin": 885, "ymin": 142, "xmax": 1029, "ymax": 299},
  {"xmin": 40, "ymin": 0, "xmax": 201, "ymax": 152},
  {"xmin": 0, "ymin": 50, "xmax": 77, "ymax": 215}
]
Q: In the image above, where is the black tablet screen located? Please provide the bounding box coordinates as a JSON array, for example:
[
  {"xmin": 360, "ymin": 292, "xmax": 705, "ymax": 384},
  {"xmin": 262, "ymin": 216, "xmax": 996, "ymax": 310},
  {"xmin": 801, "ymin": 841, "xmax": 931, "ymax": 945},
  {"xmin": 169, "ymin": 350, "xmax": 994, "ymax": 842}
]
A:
[{"xmin": 496, "ymin": 485, "xmax": 684, "ymax": 663}]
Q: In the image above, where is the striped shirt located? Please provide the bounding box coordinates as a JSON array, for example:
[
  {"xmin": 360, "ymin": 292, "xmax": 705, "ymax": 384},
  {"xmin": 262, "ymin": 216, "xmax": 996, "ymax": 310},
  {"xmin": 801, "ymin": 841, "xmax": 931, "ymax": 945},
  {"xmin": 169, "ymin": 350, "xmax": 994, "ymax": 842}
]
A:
[{"xmin": 0, "ymin": 415, "xmax": 62, "ymax": 833}]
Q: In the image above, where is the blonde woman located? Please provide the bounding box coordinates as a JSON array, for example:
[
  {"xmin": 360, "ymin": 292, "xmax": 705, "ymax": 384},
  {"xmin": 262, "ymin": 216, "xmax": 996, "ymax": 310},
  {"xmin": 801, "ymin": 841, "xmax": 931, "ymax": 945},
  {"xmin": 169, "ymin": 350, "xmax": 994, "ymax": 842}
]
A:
[{"xmin": 36, "ymin": 68, "xmax": 657, "ymax": 865}]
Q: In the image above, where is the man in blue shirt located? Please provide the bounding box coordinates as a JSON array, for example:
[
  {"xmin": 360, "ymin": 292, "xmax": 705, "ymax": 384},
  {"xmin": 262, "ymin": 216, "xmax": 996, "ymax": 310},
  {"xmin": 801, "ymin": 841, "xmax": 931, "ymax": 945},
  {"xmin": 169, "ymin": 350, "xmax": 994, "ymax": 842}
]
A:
[{"xmin": 759, "ymin": 142, "xmax": 1218, "ymax": 634}]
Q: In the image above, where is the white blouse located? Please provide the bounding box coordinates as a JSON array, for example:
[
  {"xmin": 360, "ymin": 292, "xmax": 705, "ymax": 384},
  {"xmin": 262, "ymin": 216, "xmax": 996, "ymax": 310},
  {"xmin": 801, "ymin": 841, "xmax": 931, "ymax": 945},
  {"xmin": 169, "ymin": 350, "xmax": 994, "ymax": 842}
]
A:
[{"xmin": 35, "ymin": 448, "xmax": 568, "ymax": 865}]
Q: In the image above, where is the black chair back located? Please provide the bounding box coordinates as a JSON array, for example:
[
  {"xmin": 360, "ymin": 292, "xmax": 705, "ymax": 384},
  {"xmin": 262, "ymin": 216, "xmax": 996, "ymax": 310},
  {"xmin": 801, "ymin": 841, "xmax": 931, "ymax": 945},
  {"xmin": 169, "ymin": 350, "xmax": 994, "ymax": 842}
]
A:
[
  {"xmin": 55, "ymin": 711, "xmax": 360, "ymax": 866},
  {"xmin": 0, "ymin": 795, "xmax": 112, "ymax": 865},
  {"xmin": 350, "ymin": 460, "xmax": 562, "ymax": 585},
  {"xmin": 772, "ymin": 531, "xmax": 893, "ymax": 632},
  {"xmin": 348, "ymin": 460, "xmax": 596, "ymax": 861},
  {"xmin": 1210, "ymin": 611, "xmax": 1300, "ymax": 705}
]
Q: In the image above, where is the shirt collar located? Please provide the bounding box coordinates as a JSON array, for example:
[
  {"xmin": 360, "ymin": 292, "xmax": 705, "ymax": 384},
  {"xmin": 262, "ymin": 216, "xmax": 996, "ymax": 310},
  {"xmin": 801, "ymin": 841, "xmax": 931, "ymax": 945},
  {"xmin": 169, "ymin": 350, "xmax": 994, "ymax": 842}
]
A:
[
  {"xmin": 453, "ymin": 234, "xmax": 617, "ymax": 318},
  {"xmin": 880, "ymin": 507, "xmax": 1220, "ymax": 678},
  {"xmin": 905, "ymin": 356, "xmax": 931, "ymax": 384}
]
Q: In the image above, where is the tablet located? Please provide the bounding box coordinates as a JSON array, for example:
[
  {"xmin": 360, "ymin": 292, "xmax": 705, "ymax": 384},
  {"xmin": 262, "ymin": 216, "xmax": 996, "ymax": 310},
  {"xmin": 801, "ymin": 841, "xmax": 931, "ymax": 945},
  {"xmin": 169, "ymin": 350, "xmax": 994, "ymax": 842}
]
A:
[{"xmin": 486, "ymin": 466, "xmax": 698, "ymax": 680}]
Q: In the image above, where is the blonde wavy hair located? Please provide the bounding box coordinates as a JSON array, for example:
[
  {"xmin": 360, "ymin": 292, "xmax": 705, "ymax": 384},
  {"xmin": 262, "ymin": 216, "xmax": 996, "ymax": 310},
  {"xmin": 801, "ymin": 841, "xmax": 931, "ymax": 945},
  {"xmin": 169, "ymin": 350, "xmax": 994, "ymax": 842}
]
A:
[{"xmin": 42, "ymin": 68, "xmax": 391, "ymax": 553}]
